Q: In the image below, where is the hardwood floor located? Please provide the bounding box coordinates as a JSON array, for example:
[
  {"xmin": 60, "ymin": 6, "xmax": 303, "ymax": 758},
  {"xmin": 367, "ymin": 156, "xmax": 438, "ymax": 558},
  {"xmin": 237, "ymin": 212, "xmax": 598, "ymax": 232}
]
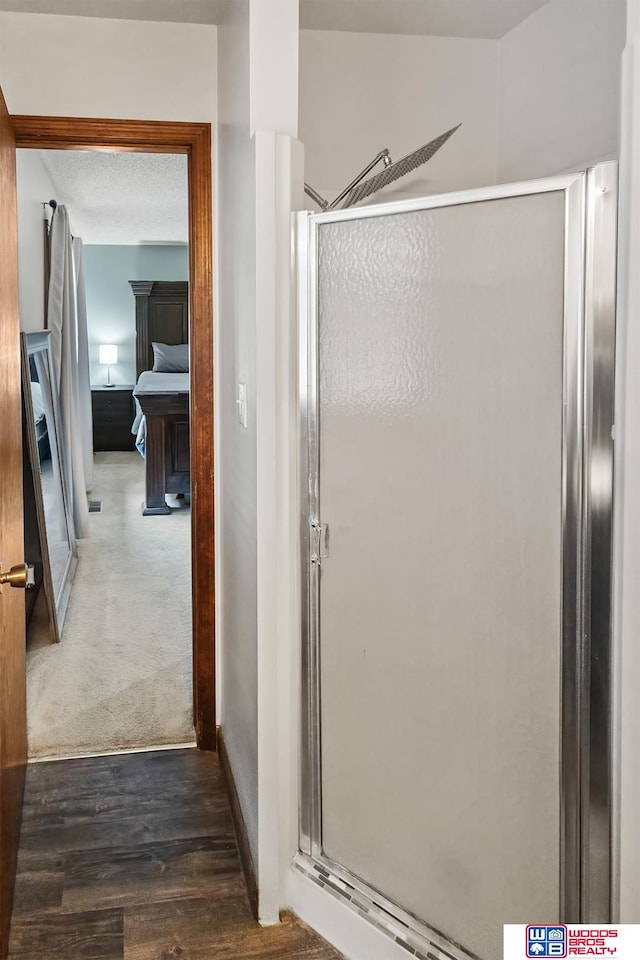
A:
[{"xmin": 8, "ymin": 749, "xmax": 343, "ymax": 959}]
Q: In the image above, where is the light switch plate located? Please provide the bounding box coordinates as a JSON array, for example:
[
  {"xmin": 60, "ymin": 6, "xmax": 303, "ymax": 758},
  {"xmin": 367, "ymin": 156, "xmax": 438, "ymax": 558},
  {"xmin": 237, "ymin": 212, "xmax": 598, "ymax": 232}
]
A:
[{"xmin": 236, "ymin": 382, "xmax": 247, "ymax": 428}]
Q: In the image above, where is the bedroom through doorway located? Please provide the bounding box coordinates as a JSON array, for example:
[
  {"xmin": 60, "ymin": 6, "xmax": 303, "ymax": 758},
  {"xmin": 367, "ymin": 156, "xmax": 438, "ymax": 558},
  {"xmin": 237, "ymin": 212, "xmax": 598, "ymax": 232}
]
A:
[{"xmin": 16, "ymin": 145, "xmax": 197, "ymax": 758}]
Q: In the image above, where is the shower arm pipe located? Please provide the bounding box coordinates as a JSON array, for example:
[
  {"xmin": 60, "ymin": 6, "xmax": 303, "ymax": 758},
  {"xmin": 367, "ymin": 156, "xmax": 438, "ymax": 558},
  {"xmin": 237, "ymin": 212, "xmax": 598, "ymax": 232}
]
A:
[
  {"xmin": 327, "ymin": 148, "xmax": 392, "ymax": 210},
  {"xmin": 304, "ymin": 182, "xmax": 330, "ymax": 211}
]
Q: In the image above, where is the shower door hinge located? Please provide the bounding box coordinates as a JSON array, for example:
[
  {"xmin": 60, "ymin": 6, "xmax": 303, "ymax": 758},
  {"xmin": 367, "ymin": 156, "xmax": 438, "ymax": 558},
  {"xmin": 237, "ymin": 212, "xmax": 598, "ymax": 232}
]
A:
[{"xmin": 310, "ymin": 521, "xmax": 329, "ymax": 565}]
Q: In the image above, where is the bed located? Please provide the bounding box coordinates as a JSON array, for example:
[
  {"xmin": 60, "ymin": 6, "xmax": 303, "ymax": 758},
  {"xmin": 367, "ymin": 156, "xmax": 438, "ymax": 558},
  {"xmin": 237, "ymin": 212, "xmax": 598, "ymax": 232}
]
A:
[
  {"xmin": 30, "ymin": 380, "xmax": 49, "ymax": 459},
  {"xmin": 29, "ymin": 360, "xmax": 51, "ymax": 463},
  {"xmin": 130, "ymin": 280, "xmax": 190, "ymax": 516}
]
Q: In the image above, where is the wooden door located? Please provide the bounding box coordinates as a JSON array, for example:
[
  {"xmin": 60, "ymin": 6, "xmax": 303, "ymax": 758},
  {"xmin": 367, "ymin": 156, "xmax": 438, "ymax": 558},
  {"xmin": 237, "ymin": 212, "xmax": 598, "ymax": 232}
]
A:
[{"xmin": 0, "ymin": 86, "xmax": 27, "ymax": 960}]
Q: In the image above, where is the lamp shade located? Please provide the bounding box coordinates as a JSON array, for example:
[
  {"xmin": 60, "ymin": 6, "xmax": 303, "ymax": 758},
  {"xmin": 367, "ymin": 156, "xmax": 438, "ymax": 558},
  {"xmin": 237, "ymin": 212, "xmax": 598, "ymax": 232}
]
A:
[{"xmin": 99, "ymin": 344, "xmax": 118, "ymax": 366}]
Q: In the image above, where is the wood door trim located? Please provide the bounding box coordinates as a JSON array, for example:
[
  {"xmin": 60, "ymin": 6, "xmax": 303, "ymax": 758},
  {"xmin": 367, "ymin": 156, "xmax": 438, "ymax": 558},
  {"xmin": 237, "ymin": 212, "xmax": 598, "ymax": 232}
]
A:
[
  {"xmin": 12, "ymin": 115, "xmax": 216, "ymax": 750},
  {"xmin": 10, "ymin": 115, "xmax": 206, "ymax": 153},
  {"xmin": 186, "ymin": 123, "xmax": 216, "ymax": 750}
]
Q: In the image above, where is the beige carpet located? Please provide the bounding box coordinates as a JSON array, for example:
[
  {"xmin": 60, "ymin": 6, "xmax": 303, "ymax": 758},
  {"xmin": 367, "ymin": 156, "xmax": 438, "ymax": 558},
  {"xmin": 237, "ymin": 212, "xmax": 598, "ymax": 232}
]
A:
[{"xmin": 27, "ymin": 452, "xmax": 194, "ymax": 758}]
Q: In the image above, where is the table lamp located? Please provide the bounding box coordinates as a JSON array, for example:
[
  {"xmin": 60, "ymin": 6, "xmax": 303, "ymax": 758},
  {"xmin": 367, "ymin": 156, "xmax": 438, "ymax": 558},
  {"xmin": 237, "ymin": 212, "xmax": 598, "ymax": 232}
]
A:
[{"xmin": 99, "ymin": 344, "xmax": 118, "ymax": 387}]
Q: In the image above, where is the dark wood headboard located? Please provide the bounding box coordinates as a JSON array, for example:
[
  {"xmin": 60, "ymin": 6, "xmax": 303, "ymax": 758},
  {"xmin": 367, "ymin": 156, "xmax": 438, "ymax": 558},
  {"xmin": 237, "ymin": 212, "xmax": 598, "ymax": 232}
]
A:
[{"xmin": 130, "ymin": 280, "xmax": 189, "ymax": 378}]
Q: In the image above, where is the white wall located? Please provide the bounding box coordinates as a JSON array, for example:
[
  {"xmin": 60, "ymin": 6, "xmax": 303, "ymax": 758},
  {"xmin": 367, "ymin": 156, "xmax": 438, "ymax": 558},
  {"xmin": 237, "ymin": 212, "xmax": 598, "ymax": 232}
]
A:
[
  {"xmin": 250, "ymin": 0, "xmax": 299, "ymax": 137},
  {"xmin": 299, "ymin": 5, "xmax": 625, "ymax": 206},
  {"xmin": 299, "ymin": 29, "xmax": 498, "ymax": 202},
  {"xmin": 250, "ymin": 0, "xmax": 302, "ymax": 927},
  {"xmin": 216, "ymin": 3, "xmax": 302, "ymax": 919},
  {"xmin": 83, "ymin": 244, "xmax": 189, "ymax": 385},
  {"xmin": 15, "ymin": 150, "xmax": 55, "ymax": 332},
  {"xmin": 498, "ymin": 0, "xmax": 626, "ymax": 182},
  {"xmin": 216, "ymin": 0, "xmax": 260, "ymax": 872},
  {"xmin": 0, "ymin": 12, "xmax": 216, "ymax": 121}
]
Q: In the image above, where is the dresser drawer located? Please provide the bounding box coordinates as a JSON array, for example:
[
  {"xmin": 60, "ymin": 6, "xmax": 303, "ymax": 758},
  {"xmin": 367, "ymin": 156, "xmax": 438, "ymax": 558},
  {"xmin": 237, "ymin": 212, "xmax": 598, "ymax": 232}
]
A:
[
  {"xmin": 92, "ymin": 392, "xmax": 132, "ymax": 413},
  {"xmin": 94, "ymin": 406, "xmax": 132, "ymax": 423}
]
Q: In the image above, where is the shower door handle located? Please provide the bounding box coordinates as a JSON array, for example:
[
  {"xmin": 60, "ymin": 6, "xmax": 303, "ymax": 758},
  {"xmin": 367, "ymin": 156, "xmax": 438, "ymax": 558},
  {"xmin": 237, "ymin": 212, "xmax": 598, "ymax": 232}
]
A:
[{"xmin": 311, "ymin": 521, "xmax": 329, "ymax": 564}]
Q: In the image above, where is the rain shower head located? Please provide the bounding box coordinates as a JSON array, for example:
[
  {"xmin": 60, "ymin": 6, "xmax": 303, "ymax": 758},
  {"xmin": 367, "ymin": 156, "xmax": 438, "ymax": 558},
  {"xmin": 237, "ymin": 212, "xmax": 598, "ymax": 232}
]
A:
[
  {"xmin": 303, "ymin": 124, "xmax": 461, "ymax": 212},
  {"xmin": 339, "ymin": 124, "xmax": 461, "ymax": 208}
]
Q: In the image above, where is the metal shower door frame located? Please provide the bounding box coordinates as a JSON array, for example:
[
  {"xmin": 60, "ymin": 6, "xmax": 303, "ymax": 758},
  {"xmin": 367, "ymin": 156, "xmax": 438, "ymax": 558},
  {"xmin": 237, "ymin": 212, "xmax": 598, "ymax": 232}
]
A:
[{"xmin": 297, "ymin": 164, "xmax": 617, "ymax": 954}]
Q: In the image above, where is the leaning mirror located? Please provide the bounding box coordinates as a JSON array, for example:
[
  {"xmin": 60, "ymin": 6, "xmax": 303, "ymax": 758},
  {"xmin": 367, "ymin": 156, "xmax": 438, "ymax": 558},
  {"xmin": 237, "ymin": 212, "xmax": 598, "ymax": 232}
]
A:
[{"xmin": 21, "ymin": 331, "xmax": 77, "ymax": 642}]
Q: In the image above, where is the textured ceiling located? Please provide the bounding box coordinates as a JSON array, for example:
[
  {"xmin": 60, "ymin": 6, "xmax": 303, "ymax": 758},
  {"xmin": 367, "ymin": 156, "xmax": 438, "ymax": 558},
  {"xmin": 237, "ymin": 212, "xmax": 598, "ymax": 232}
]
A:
[
  {"xmin": 0, "ymin": 0, "xmax": 553, "ymax": 39},
  {"xmin": 38, "ymin": 150, "xmax": 188, "ymax": 245}
]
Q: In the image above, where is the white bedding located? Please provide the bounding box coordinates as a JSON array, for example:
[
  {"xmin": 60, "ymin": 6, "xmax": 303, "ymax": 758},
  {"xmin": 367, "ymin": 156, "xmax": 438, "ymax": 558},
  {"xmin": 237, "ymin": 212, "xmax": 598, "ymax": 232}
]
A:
[
  {"xmin": 134, "ymin": 371, "xmax": 190, "ymax": 396},
  {"xmin": 132, "ymin": 371, "xmax": 190, "ymax": 457}
]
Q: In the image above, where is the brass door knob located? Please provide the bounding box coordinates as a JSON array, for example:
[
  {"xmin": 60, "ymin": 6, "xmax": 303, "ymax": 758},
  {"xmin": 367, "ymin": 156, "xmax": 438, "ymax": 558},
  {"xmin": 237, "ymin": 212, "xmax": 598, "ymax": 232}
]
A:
[{"xmin": 0, "ymin": 564, "xmax": 35, "ymax": 589}]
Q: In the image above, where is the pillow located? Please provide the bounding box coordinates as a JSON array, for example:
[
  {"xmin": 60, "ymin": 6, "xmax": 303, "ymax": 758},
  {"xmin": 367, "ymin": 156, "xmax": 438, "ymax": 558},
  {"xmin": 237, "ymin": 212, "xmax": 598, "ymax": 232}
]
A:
[{"xmin": 151, "ymin": 342, "xmax": 189, "ymax": 373}]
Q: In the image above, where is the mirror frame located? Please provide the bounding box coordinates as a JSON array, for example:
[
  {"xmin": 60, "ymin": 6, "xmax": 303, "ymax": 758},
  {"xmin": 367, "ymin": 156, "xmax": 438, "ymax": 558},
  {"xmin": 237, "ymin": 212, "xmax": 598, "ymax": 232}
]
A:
[{"xmin": 21, "ymin": 330, "xmax": 77, "ymax": 642}]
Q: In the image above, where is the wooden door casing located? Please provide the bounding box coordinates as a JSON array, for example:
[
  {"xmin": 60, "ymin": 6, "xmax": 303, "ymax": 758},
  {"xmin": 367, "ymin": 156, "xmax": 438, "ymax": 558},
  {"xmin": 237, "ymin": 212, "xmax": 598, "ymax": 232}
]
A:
[
  {"xmin": 11, "ymin": 116, "xmax": 216, "ymax": 751},
  {"xmin": 0, "ymin": 86, "xmax": 27, "ymax": 960}
]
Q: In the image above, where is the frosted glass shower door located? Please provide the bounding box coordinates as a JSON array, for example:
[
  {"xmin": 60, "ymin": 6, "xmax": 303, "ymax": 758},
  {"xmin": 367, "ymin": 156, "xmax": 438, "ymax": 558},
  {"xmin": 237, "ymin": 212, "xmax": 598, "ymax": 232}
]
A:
[{"xmin": 300, "ymin": 168, "xmax": 616, "ymax": 960}]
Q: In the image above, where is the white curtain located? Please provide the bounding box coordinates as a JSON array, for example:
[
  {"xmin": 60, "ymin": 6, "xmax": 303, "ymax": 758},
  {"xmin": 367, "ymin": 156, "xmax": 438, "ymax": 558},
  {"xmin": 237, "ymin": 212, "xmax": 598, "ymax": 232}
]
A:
[
  {"xmin": 72, "ymin": 237, "xmax": 94, "ymax": 492},
  {"xmin": 47, "ymin": 206, "xmax": 92, "ymax": 539}
]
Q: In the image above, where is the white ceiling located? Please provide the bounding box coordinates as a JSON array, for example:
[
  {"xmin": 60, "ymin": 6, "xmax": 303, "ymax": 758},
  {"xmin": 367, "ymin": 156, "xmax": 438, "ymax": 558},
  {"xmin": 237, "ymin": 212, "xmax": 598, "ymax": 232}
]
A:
[
  {"xmin": 0, "ymin": 0, "xmax": 553, "ymax": 40},
  {"xmin": 299, "ymin": 0, "xmax": 549, "ymax": 39},
  {"xmin": 0, "ymin": 0, "xmax": 230, "ymax": 25},
  {"xmin": 38, "ymin": 150, "xmax": 188, "ymax": 245}
]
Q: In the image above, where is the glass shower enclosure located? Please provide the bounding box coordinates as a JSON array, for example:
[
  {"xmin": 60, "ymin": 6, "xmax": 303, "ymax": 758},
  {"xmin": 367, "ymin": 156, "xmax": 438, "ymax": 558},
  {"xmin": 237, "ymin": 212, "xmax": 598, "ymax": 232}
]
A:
[{"xmin": 297, "ymin": 163, "xmax": 617, "ymax": 960}]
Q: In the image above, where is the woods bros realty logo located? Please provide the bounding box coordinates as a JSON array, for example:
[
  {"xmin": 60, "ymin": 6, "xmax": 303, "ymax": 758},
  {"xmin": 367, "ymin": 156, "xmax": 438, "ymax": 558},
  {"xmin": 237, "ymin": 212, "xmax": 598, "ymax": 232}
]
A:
[
  {"xmin": 527, "ymin": 926, "xmax": 567, "ymax": 957},
  {"xmin": 526, "ymin": 927, "xmax": 620, "ymax": 957},
  {"xmin": 505, "ymin": 926, "xmax": 640, "ymax": 960}
]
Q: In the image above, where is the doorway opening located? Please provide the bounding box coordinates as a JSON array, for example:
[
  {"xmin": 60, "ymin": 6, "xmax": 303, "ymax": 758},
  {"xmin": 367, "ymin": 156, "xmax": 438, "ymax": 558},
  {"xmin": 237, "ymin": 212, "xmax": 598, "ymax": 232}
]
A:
[
  {"xmin": 20, "ymin": 148, "xmax": 193, "ymax": 755},
  {"xmin": 12, "ymin": 115, "xmax": 215, "ymax": 753}
]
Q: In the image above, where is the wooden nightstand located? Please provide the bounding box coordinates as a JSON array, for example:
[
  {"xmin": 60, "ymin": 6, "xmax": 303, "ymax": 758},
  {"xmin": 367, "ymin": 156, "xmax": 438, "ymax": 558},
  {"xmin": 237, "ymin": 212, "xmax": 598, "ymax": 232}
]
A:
[{"xmin": 91, "ymin": 385, "xmax": 136, "ymax": 452}]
